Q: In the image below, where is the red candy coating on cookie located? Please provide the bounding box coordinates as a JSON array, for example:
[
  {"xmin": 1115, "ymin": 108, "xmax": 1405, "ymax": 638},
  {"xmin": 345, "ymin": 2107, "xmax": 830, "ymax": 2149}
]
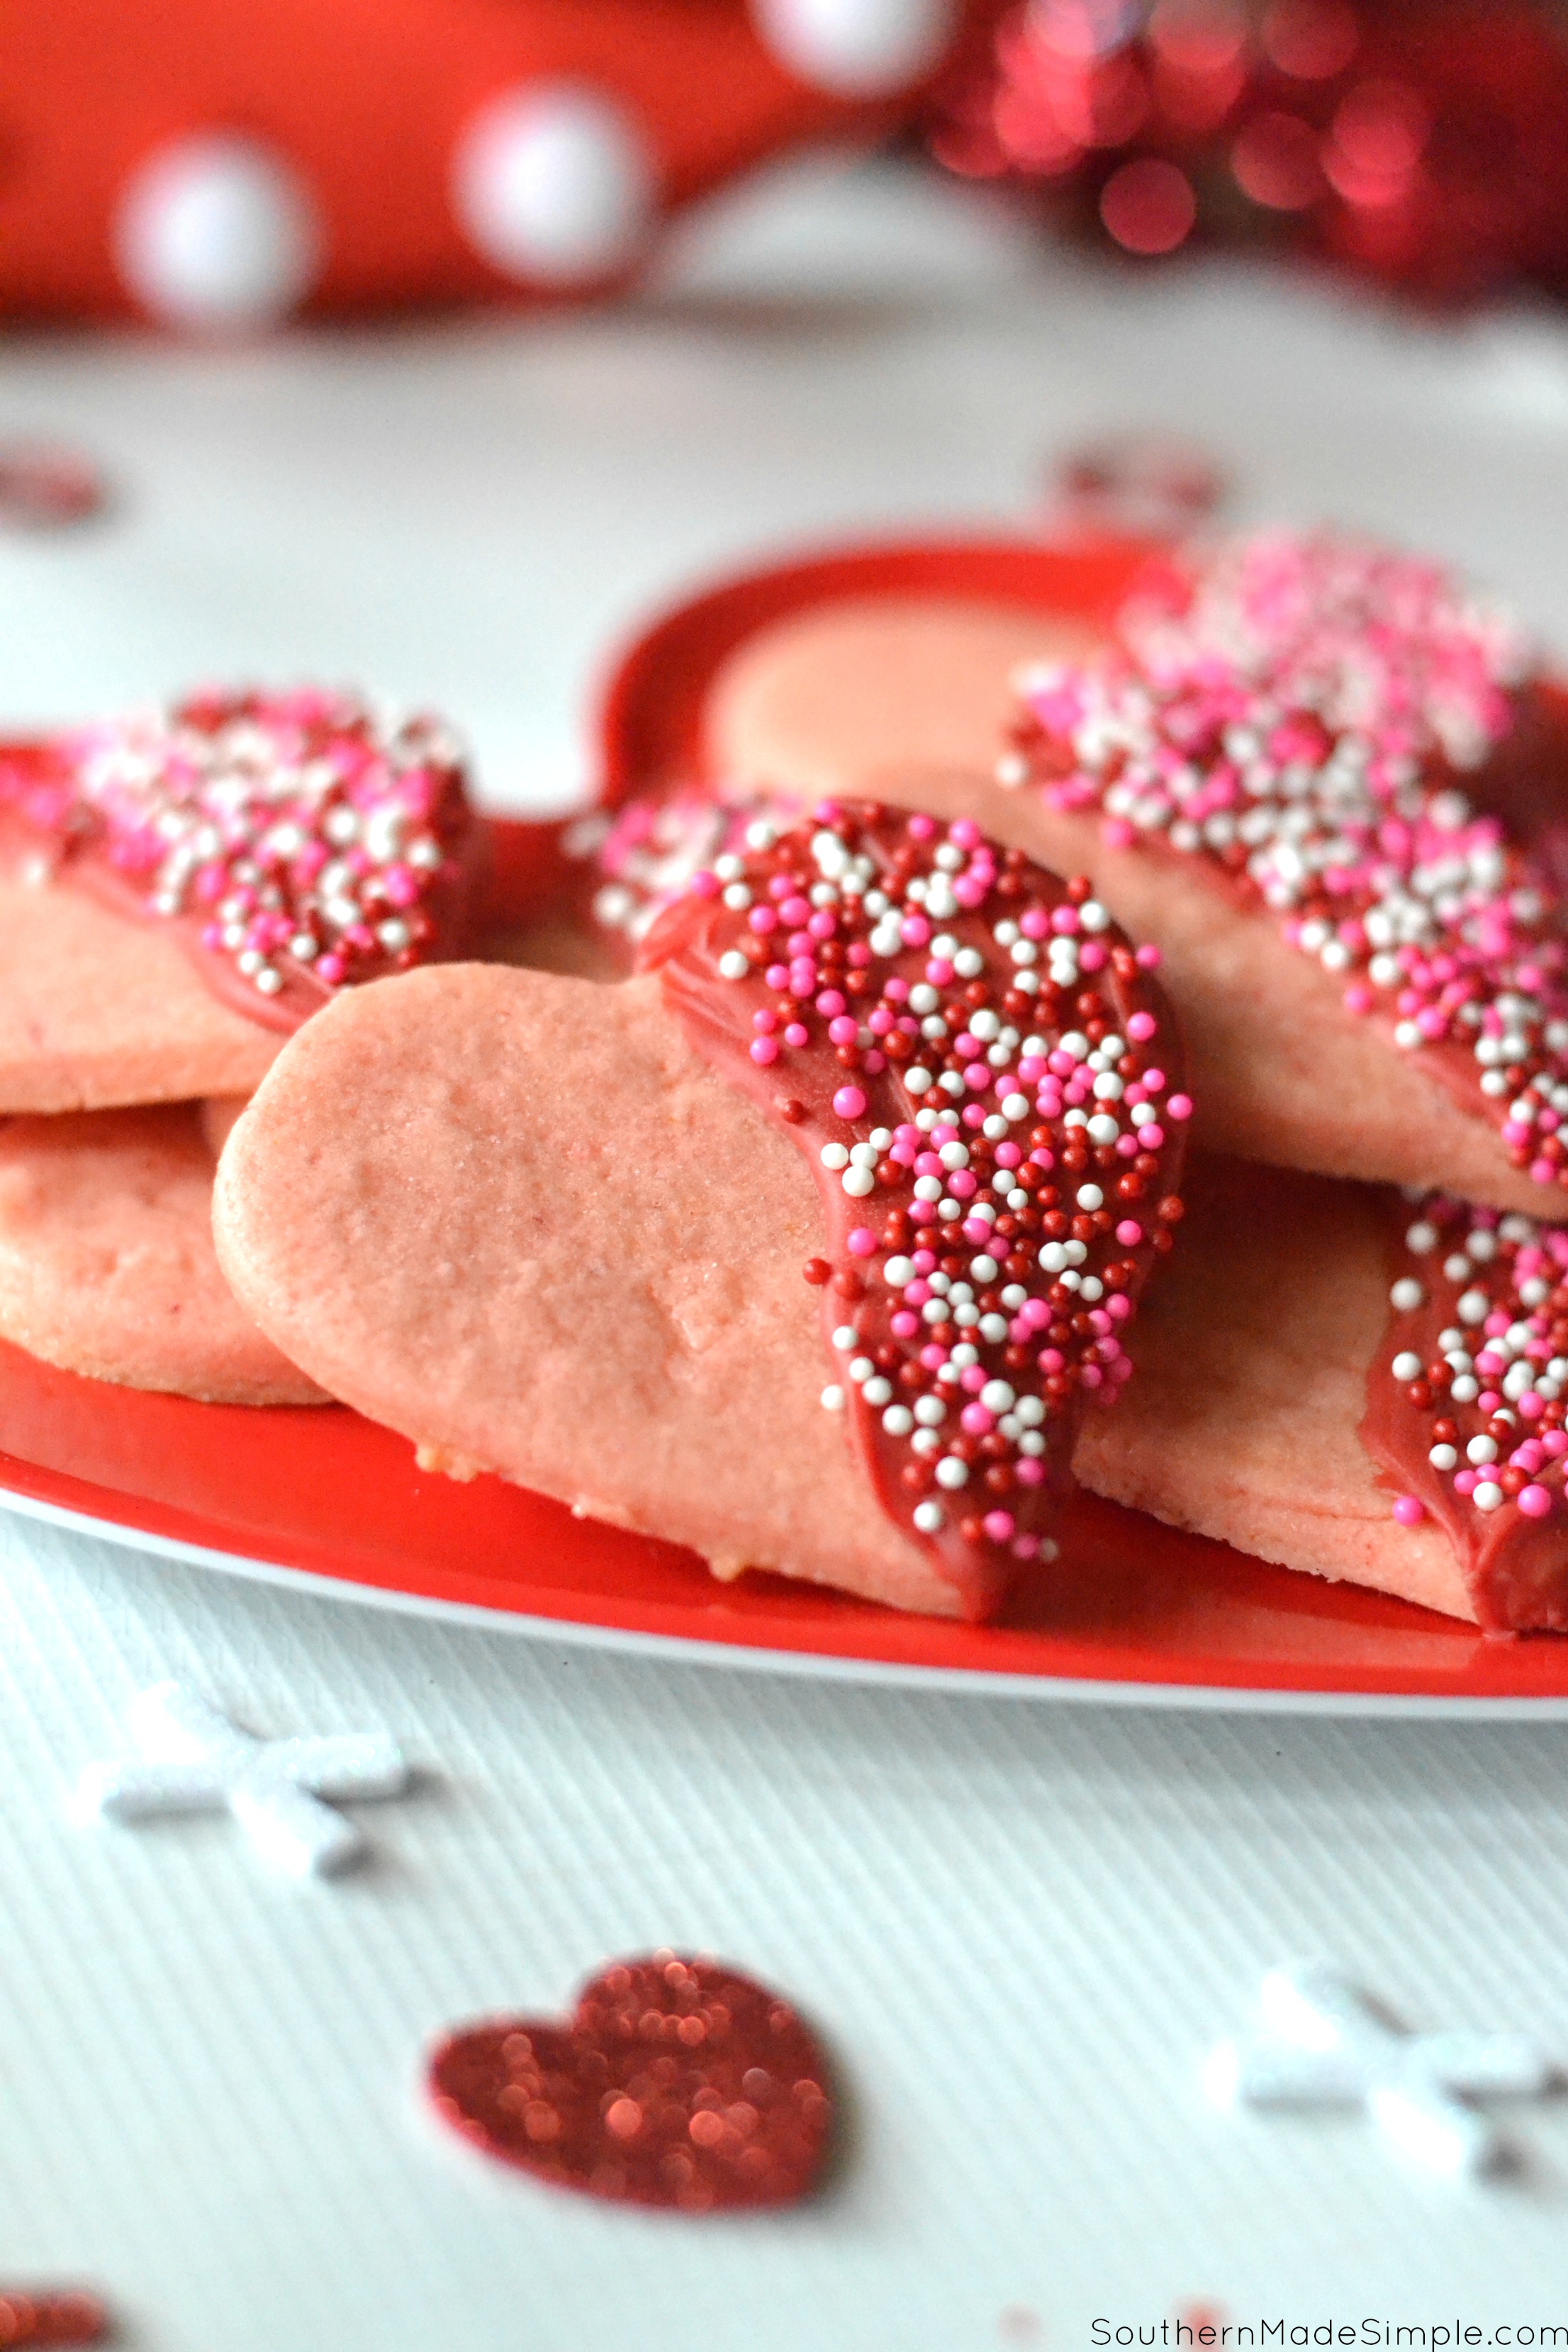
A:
[
  {"xmin": 428, "ymin": 1953, "xmax": 832, "ymax": 2212},
  {"xmin": 641, "ymin": 801, "xmax": 1188, "ymax": 1606},
  {"xmin": 1365, "ymin": 1192, "xmax": 1568, "ymax": 1627},
  {"xmin": 1013, "ymin": 532, "xmax": 1568, "ymax": 1197},
  {"xmin": 0, "ymin": 688, "xmax": 483, "ymax": 1034}
]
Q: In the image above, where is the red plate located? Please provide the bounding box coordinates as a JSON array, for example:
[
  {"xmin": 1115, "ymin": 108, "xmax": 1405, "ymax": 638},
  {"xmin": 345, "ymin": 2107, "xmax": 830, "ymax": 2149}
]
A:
[{"xmin": 4, "ymin": 538, "xmax": 1568, "ymax": 1709}]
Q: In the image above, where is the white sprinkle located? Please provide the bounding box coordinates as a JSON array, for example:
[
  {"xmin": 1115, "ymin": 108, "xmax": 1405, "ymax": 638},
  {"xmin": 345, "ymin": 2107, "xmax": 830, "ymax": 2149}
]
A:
[
  {"xmin": 831, "ymin": 1325, "xmax": 857, "ymax": 1351},
  {"xmin": 953, "ymin": 948, "xmax": 984, "ymax": 978},
  {"xmin": 1473, "ymin": 1482, "xmax": 1505, "ymax": 1513},
  {"xmin": 717, "ymin": 951, "xmax": 748, "ymax": 980},
  {"xmin": 1450, "ymin": 1375, "xmax": 1480, "ymax": 1402},
  {"xmin": 721, "ymin": 883, "xmax": 751, "ymax": 910},
  {"xmin": 883, "ymin": 1256, "xmax": 914, "ymax": 1287},
  {"xmin": 1389, "ymin": 1278, "xmax": 1426, "ymax": 1311},
  {"xmin": 1001, "ymin": 1093, "xmax": 1030, "ymax": 1121},
  {"xmin": 1391, "ymin": 1352, "xmax": 1423, "ymax": 1382},
  {"xmin": 913, "ymin": 1501, "xmax": 946, "ymax": 1534},
  {"xmin": 842, "ymin": 1167, "xmax": 875, "ymax": 1198},
  {"xmin": 913, "ymin": 1396, "xmax": 947, "ymax": 1427},
  {"xmin": 1457, "ymin": 1289, "xmax": 1490, "ymax": 1326},
  {"xmin": 970, "ymin": 1254, "xmax": 999, "ymax": 1284},
  {"xmin": 1429, "ymin": 1444, "xmax": 1459, "ymax": 1472},
  {"xmin": 1077, "ymin": 1184, "xmax": 1104, "ymax": 1211},
  {"xmin": 934, "ymin": 1457, "xmax": 970, "ymax": 1491},
  {"xmin": 862, "ymin": 1377, "xmax": 892, "ymax": 1408},
  {"xmin": 883, "ymin": 1405, "xmax": 914, "ymax": 1437},
  {"xmin": 980, "ymin": 1379, "xmax": 1016, "ymax": 1413},
  {"xmin": 820, "ymin": 1386, "xmax": 844, "ymax": 1413},
  {"xmin": 820, "ymin": 1143, "xmax": 850, "ymax": 1170},
  {"xmin": 939, "ymin": 1141, "xmax": 970, "ymax": 1170},
  {"xmin": 849, "ymin": 1357, "xmax": 875, "ymax": 1384},
  {"xmin": 905, "ymin": 1067, "xmax": 934, "ymax": 1094},
  {"xmin": 1466, "ymin": 1435, "xmax": 1499, "ymax": 1465},
  {"xmin": 1404, "ymin": 1221, "xmax": 1438, "ymax": 1254}
]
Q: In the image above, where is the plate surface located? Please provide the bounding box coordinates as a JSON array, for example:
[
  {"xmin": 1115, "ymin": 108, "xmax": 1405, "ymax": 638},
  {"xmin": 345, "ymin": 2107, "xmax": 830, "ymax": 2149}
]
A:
[{"xmin": 5, "ymin": 537, "xmax": 1567, "ymax": 1709}]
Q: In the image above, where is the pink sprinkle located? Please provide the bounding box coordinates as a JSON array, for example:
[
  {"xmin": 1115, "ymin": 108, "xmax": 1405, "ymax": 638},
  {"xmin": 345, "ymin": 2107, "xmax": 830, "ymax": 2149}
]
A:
[
  {"xmin": 901, "ymin": 914, "xmax": 931, "ymax": 948},
  {"xmin": 1531, "ymin": 1158, "xmax": 1557, "ymax": 1185},
  {"xmin": 1343, "ymin": 982, "xmax": 1374, "ymax": 1015},
  {"xmin": 784, "ymin": 1022, "xmax": 808, "ymax": 1048},
  {"xmin": 1080, "ymin": 941, "xmax": 1107, "ymax": 972},
  {"xmin": 1107, "ymin": 1293, "xmax": 1133, "ymax": 1321},
  {"xmin": 890, "ymin": 1311, "xmax": 919, "ymax": 1338},
  {"xmin": 1544, "ymin": 1430, "xmax": 1568, "ymax": 1458},
  {"xmin": 1115, "ymin": 1219, "xmax": 1143, "ymax": 1246},
  {"xmin": 995, "ymin": 1141, "xmax": 1021, "ymax": 1169},
  {"xmin": 828, "ymin": 1017, "xmax": 858, "ymax": 1046},
  {"xmin": 1140, "ymin": 1124, "xmax": 1166, "ymax": 1149},
  {"xmin": 1519, "ymin": 1484, "xmax": 1555, "ymax": 1518},
  {"xmin": 1454, "ymin": 1468, "xmax": 1479, "ymax": 1496},
  {"xmin": 962, "ymin": 1216, "xmax": 992, "ymax": 1244},
  {"xmin": 749, "ymin": 1037, "xmax": 778, "ymax": 1066},
  {"xmin": 1126, "ymin": 1011, "xmax": 1158, "ymax": 1043},
  {"xmin": 907, "ymin": 813, "xmax": 935, "ymax": 840},
  {"xmin": 948, "ymin": 817, "xmax": 981, "ymax": 849},
  {"xmin": 1080, "ymin": 1363, "xmax": 1102, "ymax": 1389},
  {"xmin": 925, "ymin": 958, "xmax": 955, "ymax": 986},
  {"xmin": 832, "ymin": 1085, "xmax": 866, "ymax": 1120},
  {"xmin": 1020, "ymin": 907, "xmax": 1051, "ymax": 940},
  {"xmin": 846, "ymin": 1227, "xmax": 878, "ymax": 1258},
  {"xmin": 748, "ymin": 905, "xmax": 777, "ymax": 934},
  {"xmin": 982, "ymin": 1510, "xmax": 1015, "ymax": 1542},
  {"xmin": 765, "ymin": 963, "xmax": 790, "ymax": 990},
  {"xmin": 1135, "ymin": 943, "xmax": 1162, "ymax": 968},
  {"xmin": 1015, "ymin": 1457, "xmax": 1046, "ymax": 1486},
  {"xmin": 316, "ymin": 953, "xmax": 345, "ymax": 985},
  {"xmin": 1102, "ymin": 817, "xmax": 1136, "ymax": 849},
  {"xmin": 960, "ymin": 1366, "xmax": 987, "ymax": 1394},
  {"xmin": 1165, "ymin": 1093, "xmax": 1193, "ymax": 1122},
  {"xmin": 816, "ymin": 989, "xmax": 846, "ymax": 1017},
  {"xmin": 1391, "ymin": 1494, "xmax": 1423, "ymax": 1527},
  {"xmin": 961, "ymin": 1404, "xmax": 995, "ymax": 1436}
]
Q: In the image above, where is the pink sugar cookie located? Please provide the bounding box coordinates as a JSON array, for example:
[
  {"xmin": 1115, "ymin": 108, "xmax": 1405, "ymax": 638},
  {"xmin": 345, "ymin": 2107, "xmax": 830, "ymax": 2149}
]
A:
[
  {"xmin": 0, "ymin": 688, "xmax": 483, "ymax": 1114},
  {"xmin": 705, "ymin": 597, "xmax": 1101, "ymax": 796},
  {"xmin": 0, "ymin": 1104, "xmax": 324, "ymax": 1404},
  {"xmin": 215, "ymin": 805, "xmax": 1189, "ymax": 1622},
  {"xmin": 1077, "ymin": 1155, "xmax": 1568, "ymax": 1633},
  {"xmin": 705, "ymin": 534, "xmax": 1568, "ymax": 1219}
]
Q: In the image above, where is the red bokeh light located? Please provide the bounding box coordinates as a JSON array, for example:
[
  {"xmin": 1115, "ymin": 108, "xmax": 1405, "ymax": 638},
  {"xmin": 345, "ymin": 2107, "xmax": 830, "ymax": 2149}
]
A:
[
  {"xmin": 1099, "ymin": 156, "xmax": 1197, "ymax": 251},
  {"xmin": 1231, "ymin": 108, "xmax": 1324, "ymax": 208},
  {"xmin": 1260, "ymin": 0, "xmax": 1360, "ymax": 82}
]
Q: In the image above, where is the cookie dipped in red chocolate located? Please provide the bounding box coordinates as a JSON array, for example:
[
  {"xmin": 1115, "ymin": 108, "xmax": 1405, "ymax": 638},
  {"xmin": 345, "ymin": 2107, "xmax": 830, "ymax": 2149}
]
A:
[
  {"xmin": 1365, "ymin": 1195, "xmax": 1568, "ymax": 1630},
  {"xmin": 0, "ymin": 688, "xmax": 489, "ymax": 1114},
  {"xmin": 641, "ymin": 801, "xmax": 1189, "ymax": 1611}
]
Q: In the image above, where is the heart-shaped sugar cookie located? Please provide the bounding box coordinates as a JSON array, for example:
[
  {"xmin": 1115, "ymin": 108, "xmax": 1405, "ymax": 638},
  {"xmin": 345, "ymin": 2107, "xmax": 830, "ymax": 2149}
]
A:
[
  {"xmin": 0, "ymin": 690, "xmax": 483, "ymax": 1114},
  {"xmin": 214, "ymin": 805, "xmax": 1189, "ymax": 1618},
  {"xmin": 0, "ymin": 1103, "xmax": 323, "ymax": 1404},
  {"xmin": 428, "ymin": 1954, "xmax": 832, "ymax": 2212}
]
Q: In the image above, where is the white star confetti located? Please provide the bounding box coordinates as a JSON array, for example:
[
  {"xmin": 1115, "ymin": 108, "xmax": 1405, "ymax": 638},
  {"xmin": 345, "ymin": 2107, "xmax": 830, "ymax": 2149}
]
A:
[
  {"xmin": 75, "ymin": 1681, "xmax": 410, "ymax": 1878},
  {"xmin": 1205, "ymin": 1961, "xmax": 1556, "ymax": 2179}
]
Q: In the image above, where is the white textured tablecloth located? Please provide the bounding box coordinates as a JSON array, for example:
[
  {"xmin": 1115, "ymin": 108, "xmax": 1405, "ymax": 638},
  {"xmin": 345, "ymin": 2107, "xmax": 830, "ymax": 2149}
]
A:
[{"xmin": 4, "ymin": 157, "xmax": 1568, "ymax": 2349}]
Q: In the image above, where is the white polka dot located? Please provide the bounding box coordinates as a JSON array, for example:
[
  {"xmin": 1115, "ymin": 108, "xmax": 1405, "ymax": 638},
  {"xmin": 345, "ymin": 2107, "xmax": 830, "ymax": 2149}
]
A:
[
  {"xmin": 452, "ymin": 84, "xmax": 655, "ymax": 284},
  {"xmin": 114, "ymin": 135, "xmax": 319, "ymax": 330},
  {"xmin": 751, "ymin": 0, "xmax": 956, "ymax": 94}
]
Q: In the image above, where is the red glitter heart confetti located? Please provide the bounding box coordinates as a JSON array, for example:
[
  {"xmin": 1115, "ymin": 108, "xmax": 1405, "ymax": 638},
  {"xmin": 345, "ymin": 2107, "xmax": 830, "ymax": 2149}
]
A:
[
  {"xmin": 427, "ymin": 1952, "xmax": 834, "ymax": 2212},
  {"xmin": 0, "ymin": 444, "xmax": 108, "ymax": 530},
  {"xmin": 0, "ymin": 2290, "xmax": 111, "ymax": 2346}
]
